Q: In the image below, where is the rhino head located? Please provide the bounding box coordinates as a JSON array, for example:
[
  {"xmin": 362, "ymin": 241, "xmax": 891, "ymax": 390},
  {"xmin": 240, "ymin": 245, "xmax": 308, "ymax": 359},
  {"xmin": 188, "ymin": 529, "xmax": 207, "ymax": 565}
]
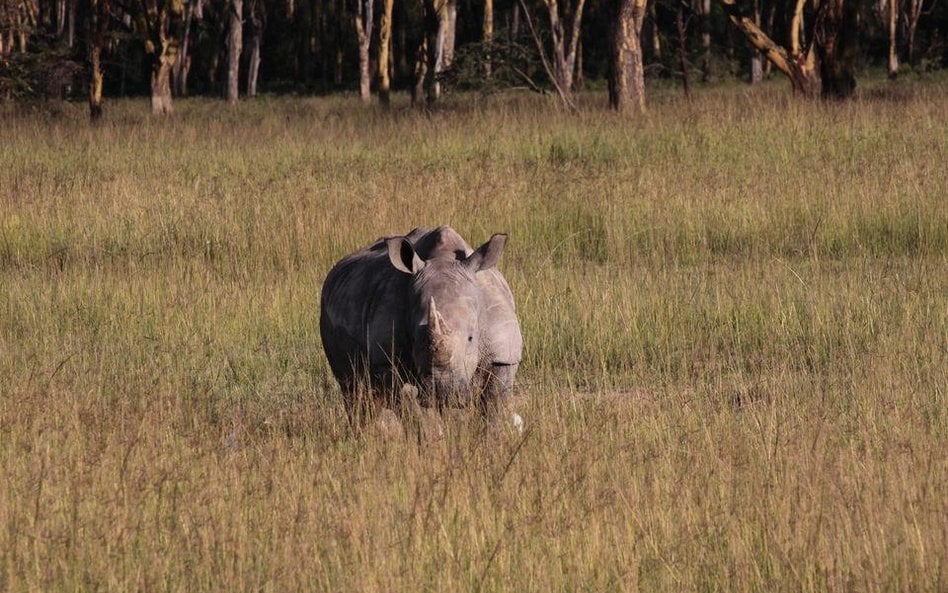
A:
[{"xmin": 385, "ymin": 233, "xmax": 508, "ymax": 406}]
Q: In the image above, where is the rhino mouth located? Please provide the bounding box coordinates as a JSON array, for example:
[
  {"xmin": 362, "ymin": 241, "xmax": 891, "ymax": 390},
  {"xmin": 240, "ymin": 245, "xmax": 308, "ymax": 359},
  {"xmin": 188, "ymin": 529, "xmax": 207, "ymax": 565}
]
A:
[{"xmin": 416, "ymin": 375, "xmax": 473, "ymax": 408}]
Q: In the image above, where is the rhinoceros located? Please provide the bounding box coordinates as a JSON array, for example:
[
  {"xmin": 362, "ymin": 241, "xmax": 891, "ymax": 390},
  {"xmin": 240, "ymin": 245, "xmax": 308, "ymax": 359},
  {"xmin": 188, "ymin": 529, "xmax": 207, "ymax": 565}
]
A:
[{"xmin": 319, "ymin": 226, "xmax": 522, "ymax": 426}]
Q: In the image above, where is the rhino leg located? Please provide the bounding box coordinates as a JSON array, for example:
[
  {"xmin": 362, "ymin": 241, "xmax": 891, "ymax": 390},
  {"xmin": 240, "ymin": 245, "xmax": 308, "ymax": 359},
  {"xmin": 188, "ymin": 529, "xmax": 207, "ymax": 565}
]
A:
[
  {"xmin": 340, "ymin": 382, "xmax": 382, "ymax": 430},
  {"xmin": 397, "ymin": 383, "xmax": 445, "ymax": 442},
  {"xmin": 478, "ymin": 363, "xmax": 522, "ymax": 433}
]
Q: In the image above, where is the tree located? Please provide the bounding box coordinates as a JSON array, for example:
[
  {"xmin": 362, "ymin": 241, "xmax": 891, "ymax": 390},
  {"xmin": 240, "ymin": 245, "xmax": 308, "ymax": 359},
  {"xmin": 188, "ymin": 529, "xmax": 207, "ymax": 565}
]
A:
[
  {"xmin": 815, "ymin": 0, "xmax": 857, "ymax": 99},
  {"xmin": 226, "ymin": 0, "xmax": 241, "ymax": 103},
  {"xmin": 608, "ymin": 0, "xmax": 646, "ymax": 114},
  {"xmin": 128, "ymin": 0, "xmax": 185, "ymax": 114},
  {"xmin": 245, "ymin": 0, "xmax": 264, "ymax": 96},
  {"xmin": 417, "ymin": 0, "xmax": 457, "ymax": 105},
  {"xmin": 377, "ymin": 0, "xmax": 393, "ymax": 105},
  {"xmin": 720, "ymin": 0, "xmax": 858, "ymax": 99},
  {"xmin": 88, "ymin": 0, "xmax": 110, "ymax": 120},
  {"xmin": 721, "ymin": 0, "xmax": 817, "ymax": 97},
  {"xmin": 483, "ymin": 0, "xmax": 493, "ymax": 76},
  {"xmin": 517, "ymin": 0, "xmax": 586, "ymax": 108},
  {"xmin": 695, "ymin": 0, "xmax": 711, "ymax": 81},
  {"xmin": 173, "ymin": 0, "xmax": 200, "ymax": 97},
  {"xmin": 354, "ymin": 0, "xmax": 373, "ymax": 102}
]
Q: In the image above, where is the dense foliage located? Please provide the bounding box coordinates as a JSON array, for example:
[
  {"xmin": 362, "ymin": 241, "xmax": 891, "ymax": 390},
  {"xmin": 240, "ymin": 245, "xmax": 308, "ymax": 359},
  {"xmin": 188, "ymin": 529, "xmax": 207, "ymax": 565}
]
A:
[{"xmin": 0, "ymin": 0, "xmax": 945, "ymax": 103}]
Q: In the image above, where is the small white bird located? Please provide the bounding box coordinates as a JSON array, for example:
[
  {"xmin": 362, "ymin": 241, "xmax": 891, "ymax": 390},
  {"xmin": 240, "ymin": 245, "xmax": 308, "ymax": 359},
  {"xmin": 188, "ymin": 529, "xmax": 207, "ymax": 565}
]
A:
[{"xmin": 509, "ymin": 413, "xmax": 524, "ymax": 434}]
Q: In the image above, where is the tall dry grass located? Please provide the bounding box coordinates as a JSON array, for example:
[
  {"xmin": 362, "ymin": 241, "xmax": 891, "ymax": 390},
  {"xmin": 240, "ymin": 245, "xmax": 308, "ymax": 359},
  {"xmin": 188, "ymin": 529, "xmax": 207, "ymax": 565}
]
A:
[{"xmin": 0, "ymin": 79, "xmax": 945, "ymax": 591}]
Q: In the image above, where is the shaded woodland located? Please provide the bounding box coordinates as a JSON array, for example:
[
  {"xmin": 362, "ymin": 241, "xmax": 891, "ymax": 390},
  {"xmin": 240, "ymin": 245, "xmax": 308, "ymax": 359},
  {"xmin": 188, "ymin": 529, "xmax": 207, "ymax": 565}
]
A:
[{"xmin": 1, "ymin": 0, "xmax": 946, "ymax": 118}]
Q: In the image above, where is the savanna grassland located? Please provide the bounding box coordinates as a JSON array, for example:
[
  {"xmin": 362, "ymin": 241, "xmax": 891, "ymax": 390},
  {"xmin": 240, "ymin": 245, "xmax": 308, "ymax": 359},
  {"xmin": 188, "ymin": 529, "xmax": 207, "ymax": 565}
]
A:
[{"xmin": 1, "ymin": 80, "xmax": 946, "ymax": 592}]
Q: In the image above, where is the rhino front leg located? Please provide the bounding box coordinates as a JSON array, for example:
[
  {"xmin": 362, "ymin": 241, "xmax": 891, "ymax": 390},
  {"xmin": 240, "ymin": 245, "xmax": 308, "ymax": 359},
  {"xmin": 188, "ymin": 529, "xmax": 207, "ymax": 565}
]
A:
[
  {"xmin": 398, "ymin": 383, "xmax": 445, "ymax": 442},
  {"xmin": 479, "ymin": 363, "xmax": 523, "ymax": 433}
]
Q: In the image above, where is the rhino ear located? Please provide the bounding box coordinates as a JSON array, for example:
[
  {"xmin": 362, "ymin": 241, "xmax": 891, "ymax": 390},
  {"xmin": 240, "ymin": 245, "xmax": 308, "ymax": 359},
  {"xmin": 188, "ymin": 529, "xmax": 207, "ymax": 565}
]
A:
[
  {"xmin": 464, "ymin": 233, "xmax": 508, "ymax": 272},
  {"xmin": 386, "ymin": 237, "xmax": 426, "ymax": 275}
]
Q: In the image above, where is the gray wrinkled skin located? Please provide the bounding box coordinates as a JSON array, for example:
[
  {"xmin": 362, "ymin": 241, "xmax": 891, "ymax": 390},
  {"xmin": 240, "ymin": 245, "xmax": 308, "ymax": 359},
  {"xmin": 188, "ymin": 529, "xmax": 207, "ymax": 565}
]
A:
[{"xmin": 320, "ymin": 226, "xmax": 522, "ymax": 423}]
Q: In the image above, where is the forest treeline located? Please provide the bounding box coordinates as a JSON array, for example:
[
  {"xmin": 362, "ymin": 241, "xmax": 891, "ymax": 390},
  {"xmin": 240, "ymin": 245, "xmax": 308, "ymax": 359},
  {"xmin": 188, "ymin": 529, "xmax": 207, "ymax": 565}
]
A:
[{"xmin": 1, "ymin": 0, "xmax": 945, "ymax": 118}]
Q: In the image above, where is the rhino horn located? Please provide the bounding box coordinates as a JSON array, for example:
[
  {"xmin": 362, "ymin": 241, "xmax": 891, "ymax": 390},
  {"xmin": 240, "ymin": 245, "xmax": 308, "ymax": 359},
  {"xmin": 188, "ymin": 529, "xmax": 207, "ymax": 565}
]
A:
[
  {"xmin": 428, "ymin": 297, "xmax": 451, "ymax": 363},
  {"xmin": 428, "ymin": 297, "xmax": 445, "ymax": 336}
]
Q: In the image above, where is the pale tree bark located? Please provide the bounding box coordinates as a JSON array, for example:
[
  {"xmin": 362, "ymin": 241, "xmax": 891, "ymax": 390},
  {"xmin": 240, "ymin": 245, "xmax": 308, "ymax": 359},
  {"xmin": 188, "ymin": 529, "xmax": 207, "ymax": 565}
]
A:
[
  {"xmin": 720, "ymin": 0, "xmax": 819, "ymax": 97},
  {"xmin": 608, "ymin": 0, "xmax": 646, "ymax": 114},
  {"xmin": 57, "ymin": 0, "xmax": 65, "ymax": 36},
  {"xmin": 56, "ymin": 0, "xmax": 77, "ymax": 47},
  {"xmin": 443, "ymin": 0, "xmax": 457, "ymax": 69},
  {"xmin": 649, "ymin": 0, "xmax": 660, "ymax": 60},
  {"xmin": 885, "ymin": 0, "xmax": 898, "ymax": 77},
  {"xmin": 88, "ymin": 0, "xmax": 110, "ymax": 121},
  {"xmin": 417, "ymin": 0, "xmax": 445, "ymax": 105},
  {"xmin": 574, "ymin": 37, "xmax": 583, "ymax": 88},
  {"xmin": 543, "ymin": 0, "xmax": 587, "ymax": 96},
  {"xmin": 67, "ymin": 0, "xmax": 76, "ymax": 47},
  {"xmin": 483, "ymin": 0, "xmax": 493, "ymax": 76},
  {"xmin": 226, "ymin": 0, "xmax": 242, "ymax": 104},
  {"xmin": 750, "ymin": 0, "xmax": 763, "ymax": 82},
  {"xmin": 246, "ymin": 0, "xmax": 264, "ymax": 96},
  {"xmin": 510, "ymin": 2, "xmax": 520, "ymax": 38},
  {"xmin": 355, "ymin": 0, "xmax": 374, "ymax": 102},
  {"xmin": 378, "ymin": 0, "xmax": 394, "ymax": 105},
  {"xmin": 413, "ymin": 37, "xmax": 427, "ymax": 105},
  {"xmin": 517, "ymin": 0, "xmax": 586, "ymax": 107},
  {"xmin": 722, "ymin": 0, "xmax": 856, "ymax": 99},
  {"xmin": 905, "ymin": 0, "xmax": 923, "ymax": 66},
  {"xmin": 151, "ymin": 51, "xmax": 176, "ymax": 114},
  {"xmin": 174, "ymin": 0, "xmax": 200, "ymax": 97},
  {"xmin": 139, "ymin": 0, "xmax": 184, "ymax": 115},
  {"xmin": 2, "ymin": 0, "xmax": 36, "ymax": 54}
]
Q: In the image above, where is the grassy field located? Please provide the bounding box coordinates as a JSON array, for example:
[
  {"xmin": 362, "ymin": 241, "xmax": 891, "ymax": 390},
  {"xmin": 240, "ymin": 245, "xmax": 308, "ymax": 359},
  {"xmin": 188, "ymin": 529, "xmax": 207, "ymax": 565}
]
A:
[{"xmin": 1, "ymin": 79, "xmax": 946, "ymax": 592}]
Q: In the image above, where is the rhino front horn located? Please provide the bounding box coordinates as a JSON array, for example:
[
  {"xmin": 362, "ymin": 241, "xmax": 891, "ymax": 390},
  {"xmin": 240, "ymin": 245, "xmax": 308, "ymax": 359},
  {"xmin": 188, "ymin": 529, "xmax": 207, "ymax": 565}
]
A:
[{"xmin": 428, "ymin": 297, "xmax": 445, "ymax": 336}]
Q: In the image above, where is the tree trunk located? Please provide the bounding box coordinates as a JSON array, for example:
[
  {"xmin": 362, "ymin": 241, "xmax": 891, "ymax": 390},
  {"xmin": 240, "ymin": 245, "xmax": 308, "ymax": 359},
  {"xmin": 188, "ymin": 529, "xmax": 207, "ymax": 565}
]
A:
[
  {"xmin": 67, "ymin": 0, "xmax": 76, "ymax": 47},
  {"xmin": 906, "ymin": 0, "xmax": 921, "ymax": 66},
  {"xmin": 510, "ymin": 3, "xmax": 520, "ymax": 39},
  {"xmin": 151, "ymin": 53, "xmax": 176, "ymax": 115},
  {"xmin": 698, "ymin": 0, "xmax": 711, "ymax": 81},
  {"xmin": 815, "ymin": 0, "xmax": 857, "ymax": 99},
  {"xmin": 247, "ymin": 13, "xmax": 262, "ymax": 96},
  {"xmin": 421, "ymin": 0, "xmax": 445, "ymax": 104},
  {"xmin": 608, "ymin": 0, "xmax": 647, "ymax": 114},
  {"xmin": 750, "ymin": 0, "xmax": 762, "ymax": 83},
  {"xmin": 443, "ymin": 0, "xmax": 457, "ymax": 69},
  {"xmin": 521, "ymin": 0, "xmax": 586, "ymax": 102},
  {"xmin": 649, "ymin": 1, "xmax": 661, "ymax": 60},
  {"xmin": 396, "ymin": 19, "xmax": 409, "ymax": 78},
  {"xmin": 226, "ymin": 0, "xmax": 242, "ymax": 104},
  {"xmin": 886, "ymin": 0, "xmax": 898, "ymax": 78},
  {"xmin": 413, "ymin": 38, "xmax": 428, "ymax": 106},
  {"xmin": 763, "ymin": 2, "xmax": 774, "ymax": 76},
  {"xmin": 57, "ymin": 0, "xmax": 66, "ymax": 37},
  {"xmin": 676, "ymin": 1, "xmax": 691, "ymax": 98},
  {"xmin": 720, "ymin": 0, "xmax": 819, "ymax": 98},
  {"xmin": 574, "ymin": 37, "xmax": 584, "ymax": 89},
  {"xmin": 175, "ymin": 0, "xmax": 197, "ymax": 97},
  {"xmin": 88, "ymin": 0, "xmax": 109, "ymax": 121},
  {"xmin": 483, "ymin": 0, "xmax": 493, "ymax": 76},
  {"xmin": 378, "ymin": 0, "xmax": 394, "ymax": 105},
  {"xmin": 355, "ymin": 0, "xmax": 374, "ymax": 102},
  {"xmin": 143, "ymin": 1, "xmax": 185, "ymax": 114}
]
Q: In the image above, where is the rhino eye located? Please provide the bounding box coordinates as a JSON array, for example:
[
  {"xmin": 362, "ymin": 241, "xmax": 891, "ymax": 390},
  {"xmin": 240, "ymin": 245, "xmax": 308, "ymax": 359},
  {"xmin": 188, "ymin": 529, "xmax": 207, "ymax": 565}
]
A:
[{"xmin": 468, "ymin": 336, "xmax": 473, "ymax": 342}]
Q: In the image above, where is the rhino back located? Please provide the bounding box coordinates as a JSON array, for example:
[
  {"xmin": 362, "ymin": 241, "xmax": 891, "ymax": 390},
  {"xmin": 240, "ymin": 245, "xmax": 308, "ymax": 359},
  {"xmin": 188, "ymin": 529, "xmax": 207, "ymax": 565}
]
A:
[{"xmin": 320, "ymin": 238, "xmax": 411, "ymax": 382}]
